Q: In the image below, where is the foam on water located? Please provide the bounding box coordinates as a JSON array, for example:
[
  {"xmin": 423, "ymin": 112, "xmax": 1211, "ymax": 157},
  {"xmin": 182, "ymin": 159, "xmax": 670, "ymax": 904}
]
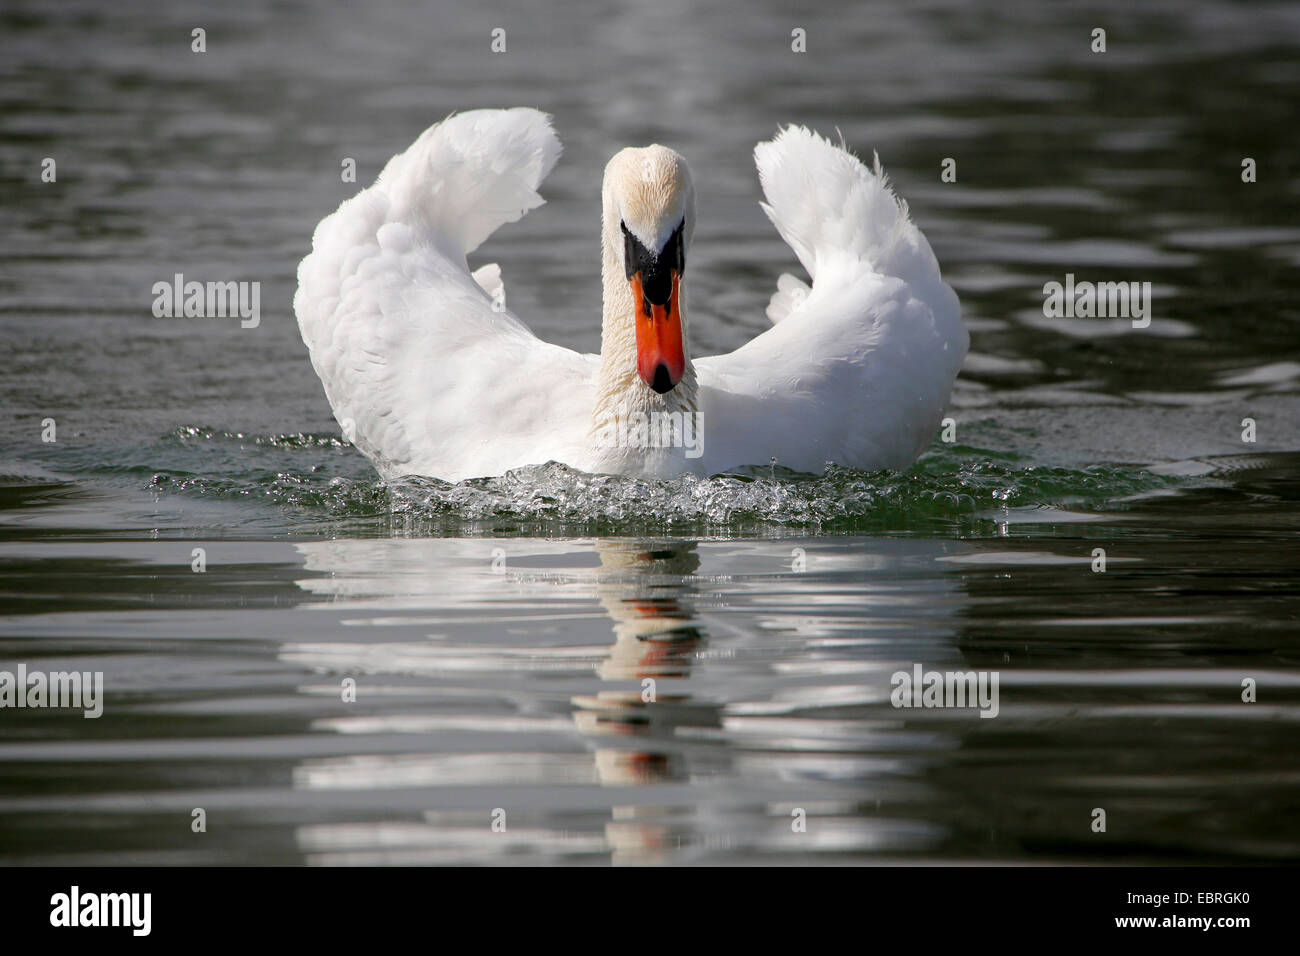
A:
[{"xmin": 130, "ymin": 426, "xmax": 1180, "ymax": 536}]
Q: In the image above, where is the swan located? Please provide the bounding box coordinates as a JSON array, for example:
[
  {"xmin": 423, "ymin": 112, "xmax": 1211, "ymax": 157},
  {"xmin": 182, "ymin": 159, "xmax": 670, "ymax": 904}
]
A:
[{"xmin": 295, "ymin": 108, "xmax": 966, "ymax": 482}]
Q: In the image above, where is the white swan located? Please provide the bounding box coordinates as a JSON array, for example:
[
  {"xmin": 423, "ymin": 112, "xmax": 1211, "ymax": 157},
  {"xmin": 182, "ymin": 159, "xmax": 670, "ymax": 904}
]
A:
[{"xmin": 295, "ymin": 108, "xmax": 966, "ymax": 482}]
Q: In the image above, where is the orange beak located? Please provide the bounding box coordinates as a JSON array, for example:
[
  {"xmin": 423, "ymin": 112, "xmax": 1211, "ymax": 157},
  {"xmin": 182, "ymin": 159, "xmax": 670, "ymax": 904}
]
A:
[{"xmin": 631, "ymin": 270, "xmax": 685, "ymax": 394}]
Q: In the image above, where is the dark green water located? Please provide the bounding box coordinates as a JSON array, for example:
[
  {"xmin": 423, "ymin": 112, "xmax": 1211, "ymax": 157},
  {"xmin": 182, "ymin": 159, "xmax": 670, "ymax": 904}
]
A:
[{"xmin": 1, "ymin": 0, "xmax": 1298, "ymax": 864}]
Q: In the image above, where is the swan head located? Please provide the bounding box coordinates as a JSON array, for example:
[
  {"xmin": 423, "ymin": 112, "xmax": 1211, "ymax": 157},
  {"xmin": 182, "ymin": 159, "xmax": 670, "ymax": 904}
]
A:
[{"xmin": 601, "ymin": 145, "xmax": 695, "ymax": 395}]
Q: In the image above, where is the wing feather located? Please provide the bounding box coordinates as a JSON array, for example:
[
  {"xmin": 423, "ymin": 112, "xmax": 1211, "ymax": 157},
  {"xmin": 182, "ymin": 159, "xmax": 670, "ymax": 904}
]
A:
[
  {"xmin": 295, "ymin": 109, "xmax": 596, "ymax": 481},
  {"xmin": 697, "ymin": 126, "xmax": 966, "ymax": 473}
]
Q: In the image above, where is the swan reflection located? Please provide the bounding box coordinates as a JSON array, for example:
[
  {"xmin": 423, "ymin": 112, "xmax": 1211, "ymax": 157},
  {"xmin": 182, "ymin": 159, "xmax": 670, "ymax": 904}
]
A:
[{"xmin": 285, "ymin": 535, "xmax": 965, "ymax": 863}]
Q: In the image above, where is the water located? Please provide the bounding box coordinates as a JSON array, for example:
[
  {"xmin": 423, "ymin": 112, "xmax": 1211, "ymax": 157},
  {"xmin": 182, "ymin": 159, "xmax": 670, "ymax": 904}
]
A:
[{"xmin": 2, "ymin": 0, "xmax": 1299, "ymax": 864}]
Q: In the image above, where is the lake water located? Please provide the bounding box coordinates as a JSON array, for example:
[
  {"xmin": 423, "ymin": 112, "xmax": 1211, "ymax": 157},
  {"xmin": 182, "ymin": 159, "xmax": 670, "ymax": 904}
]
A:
[{"xmin": 1, "ymin": 0, "xmax": 1299, "ymax": 864}]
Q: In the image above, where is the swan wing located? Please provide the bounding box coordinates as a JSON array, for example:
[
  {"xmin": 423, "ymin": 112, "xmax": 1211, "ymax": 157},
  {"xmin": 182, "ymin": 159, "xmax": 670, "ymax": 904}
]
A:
[
  {"xmin": 294, "ymin": 108, "xmax": 596, "ymax": 482},
  {"xmin": 696, "ymin": 126, "xmax": 967, "ymax": 473}
]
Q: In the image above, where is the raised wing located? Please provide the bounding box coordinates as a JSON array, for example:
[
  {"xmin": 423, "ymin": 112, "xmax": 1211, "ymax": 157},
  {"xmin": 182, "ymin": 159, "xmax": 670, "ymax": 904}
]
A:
[
  {"xmin": 696, "ymin": 126, "xmax": 967, "ymax": 473},
  {"xmin": 294, "ymin": 108, "xmax": 596, "ymax": 482}
]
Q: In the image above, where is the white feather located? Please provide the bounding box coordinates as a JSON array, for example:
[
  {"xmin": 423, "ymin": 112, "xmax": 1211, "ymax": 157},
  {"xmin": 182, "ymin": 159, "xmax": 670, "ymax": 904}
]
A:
[
  {"xmin": 698, "ymin": 124, "xmax": 966, "ymax": 472},
  {"xmin": 295, "ymin": 108, "xmax": 594, "ymax": 481}
]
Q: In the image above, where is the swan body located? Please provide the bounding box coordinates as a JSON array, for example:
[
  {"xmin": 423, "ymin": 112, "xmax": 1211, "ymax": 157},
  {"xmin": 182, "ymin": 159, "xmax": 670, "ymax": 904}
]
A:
[{"xmin": 295, "ymin": 108, "xmax": 966, "ymax": 482}]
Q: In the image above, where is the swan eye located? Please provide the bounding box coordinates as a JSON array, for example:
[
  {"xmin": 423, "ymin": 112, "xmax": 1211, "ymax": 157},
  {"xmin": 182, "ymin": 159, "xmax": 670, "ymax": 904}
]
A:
[
  {"xmin": 620, "ymin": 221, "xmax": 643, "ymax": 281},
  {"xmin": 670, "ymin": 218, "xmax": 686, "ymax": 274}
]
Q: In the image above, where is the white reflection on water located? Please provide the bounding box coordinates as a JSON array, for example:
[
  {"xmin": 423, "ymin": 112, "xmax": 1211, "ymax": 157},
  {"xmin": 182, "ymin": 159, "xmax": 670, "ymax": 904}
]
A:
[{"xmin": 285, "ymin": 537, "xmax": 968, "ymax": 864}]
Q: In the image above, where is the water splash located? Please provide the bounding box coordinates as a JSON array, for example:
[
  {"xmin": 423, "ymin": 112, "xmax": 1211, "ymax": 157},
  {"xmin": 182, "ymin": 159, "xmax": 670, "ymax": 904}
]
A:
[{"xmin": 136, "ymin": 427, "xmax": 1179, "ymax": 536}]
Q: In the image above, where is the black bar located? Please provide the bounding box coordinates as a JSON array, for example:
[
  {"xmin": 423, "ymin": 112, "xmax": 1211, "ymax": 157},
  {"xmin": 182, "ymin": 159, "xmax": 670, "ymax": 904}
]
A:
[{"xmin": 0, "ymin": 866, "xmax": 1281, "ymax": 941}]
